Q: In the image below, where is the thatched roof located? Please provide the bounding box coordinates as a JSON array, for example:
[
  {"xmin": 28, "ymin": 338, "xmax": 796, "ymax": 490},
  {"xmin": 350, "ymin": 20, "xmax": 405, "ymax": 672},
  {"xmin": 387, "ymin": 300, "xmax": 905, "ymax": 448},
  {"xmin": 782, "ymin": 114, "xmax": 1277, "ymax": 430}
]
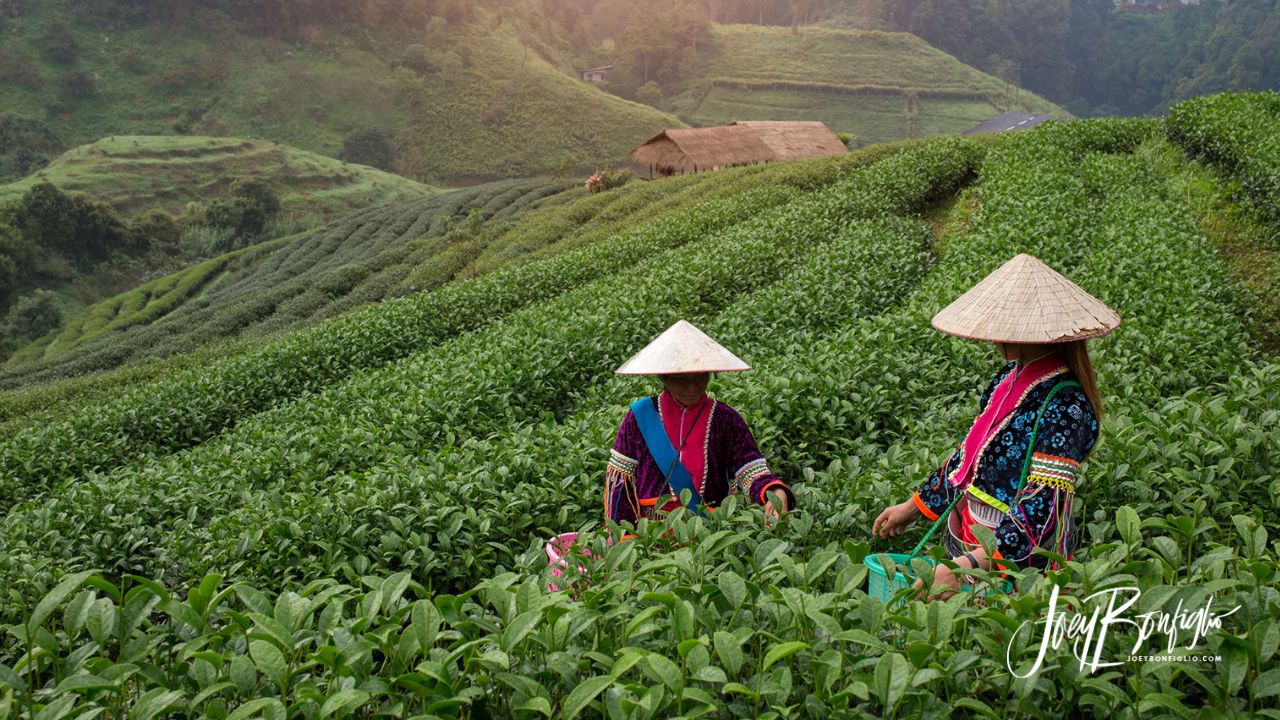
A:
[
  {"xmin": 629, "ymin": 120, "xmax": 846, "ymax": 174},
  {"xmin": 727, "ymin": 121, "xmax": 848, "ymax": 161}
]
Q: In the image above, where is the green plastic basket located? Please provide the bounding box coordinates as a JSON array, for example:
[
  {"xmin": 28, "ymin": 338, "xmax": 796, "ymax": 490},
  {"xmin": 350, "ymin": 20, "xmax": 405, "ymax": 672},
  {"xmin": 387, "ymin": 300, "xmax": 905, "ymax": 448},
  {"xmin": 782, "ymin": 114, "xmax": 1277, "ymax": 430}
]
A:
[
  {"xmin": 866, "ymin": 552, "xmax": 926, "ymax": 601},
  {"xmin": 866, "ymin": 552, "xmax": 1009, "ymax": 603}
]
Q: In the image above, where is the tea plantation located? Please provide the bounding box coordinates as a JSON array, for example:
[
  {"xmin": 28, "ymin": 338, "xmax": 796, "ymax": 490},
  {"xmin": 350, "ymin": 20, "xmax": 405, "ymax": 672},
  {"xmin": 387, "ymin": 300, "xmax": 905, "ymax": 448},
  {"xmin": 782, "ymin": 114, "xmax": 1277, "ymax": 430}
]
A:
[{"xmin": 0, "ymin": 93, "xmax": 1276, "ymax": 719}]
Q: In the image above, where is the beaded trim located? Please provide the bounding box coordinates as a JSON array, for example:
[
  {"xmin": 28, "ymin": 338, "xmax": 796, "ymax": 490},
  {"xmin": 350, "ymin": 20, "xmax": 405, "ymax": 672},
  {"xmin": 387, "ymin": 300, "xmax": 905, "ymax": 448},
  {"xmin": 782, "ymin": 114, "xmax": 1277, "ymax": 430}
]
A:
[
  {"xmin": 733, "ymin": 458, "xmax": 771, "ymax": 496},
  {"xmin": 1027, "ymin": 453, "xmax": 1078, "ymax": 491},
  {"xmin": 604, "ymin": 450, "xmax": 639, "ymax": 521},
  {"xmin": 701, "ymin": 399, "xmax": 717, "ymax": 497}
]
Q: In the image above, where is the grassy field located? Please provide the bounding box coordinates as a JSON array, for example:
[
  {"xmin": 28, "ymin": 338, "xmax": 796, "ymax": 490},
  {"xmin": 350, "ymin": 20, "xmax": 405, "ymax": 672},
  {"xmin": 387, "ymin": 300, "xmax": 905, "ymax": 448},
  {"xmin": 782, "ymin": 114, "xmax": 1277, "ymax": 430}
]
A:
[
  {"xmin": 664, "ymin": 24, "xmax": 1063, "ymax": 143},
  {"xmin": 0, "ymin": 135, "xmax": 438, "ymax": 219},
  {"xmin": 0, "ymin": 5, "xmax": 682, "ymax": 182}
]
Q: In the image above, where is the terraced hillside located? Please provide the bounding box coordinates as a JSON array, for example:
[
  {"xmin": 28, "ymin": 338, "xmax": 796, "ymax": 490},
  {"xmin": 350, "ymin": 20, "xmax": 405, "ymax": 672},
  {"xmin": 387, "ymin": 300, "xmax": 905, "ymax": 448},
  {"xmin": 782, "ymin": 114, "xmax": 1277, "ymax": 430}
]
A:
[
  {"xmin": 0, "ymin": 4, "xmax": 682, "ymax": 181},
  {"xmin": 0, "ymin": 135, "xmax": 438, "ymax": 219},
  {"xmin": 667, "ymin": 25, "xmax": 1063, "ymax": 145},
  {"xmin": 0, "ymin": 94, "xmax": 1276, "ymax": 719}
]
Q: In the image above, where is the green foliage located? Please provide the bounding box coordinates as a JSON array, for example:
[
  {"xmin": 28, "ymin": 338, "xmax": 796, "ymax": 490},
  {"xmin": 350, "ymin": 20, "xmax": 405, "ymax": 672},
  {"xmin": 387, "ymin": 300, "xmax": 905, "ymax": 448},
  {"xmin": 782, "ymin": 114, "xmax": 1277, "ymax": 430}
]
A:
[
  {"xmin": 3, "ymin": 290, "xmax": 62, "ymax": 342},
  {"xmin": 126, "ymin": 209, "xmax": 182, "ymax": 251},
  {"xmin": 203, "ymin": 178, "xmax": 282, "ymax": 237},
  {"xmin": 11, "ymin": 182, "xmax": 127, "ymax": 262},
  {"xmin": 0, "ymin": 223, "xmax": 37, "ymax": 306},
  {"xmin": 1, "ymin": 107, "xmax": 1279, "ymax": 717},
  {"xmin": 41, "ymin": 18, "xmax": 76, "ymax": 62},
  {"xmin": 634, "ymin": 81, "xmax": 662, "ymax": 107},
  {"xmin": 1167, "ymin": 90, "xmax": 1280, "ymax": 227},
  {"xmin": 0, "ymin": 136, "xmax": 437, "ymax": 221},
  {"xmin": 339, "ymin": 127, "xmax": 398, "ymax": 172}
]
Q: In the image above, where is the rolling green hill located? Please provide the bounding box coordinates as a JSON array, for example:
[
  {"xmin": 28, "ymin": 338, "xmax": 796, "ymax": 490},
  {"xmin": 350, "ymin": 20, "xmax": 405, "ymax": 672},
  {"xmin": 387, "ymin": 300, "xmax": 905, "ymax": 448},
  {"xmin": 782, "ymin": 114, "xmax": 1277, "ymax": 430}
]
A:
[
  {"xmin": 0, "ymin": 137, "xmax": 934, "ymax": 390},
  {"xmin": 0, "ymin": 135, "xmax": 438, "ymax": 219},
  {"xmin": 0, "ymin": 4, "xmax": 682, "ymax": 182},
  {"xmin": 662, "ymin": 24, "xmax": 1064, "ymax": 145}
]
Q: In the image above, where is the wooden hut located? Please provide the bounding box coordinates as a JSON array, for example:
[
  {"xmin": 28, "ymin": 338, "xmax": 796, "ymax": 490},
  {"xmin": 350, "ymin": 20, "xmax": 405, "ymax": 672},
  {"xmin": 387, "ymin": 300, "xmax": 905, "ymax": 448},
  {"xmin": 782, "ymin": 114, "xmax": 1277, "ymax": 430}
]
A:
[{"xmin": 629, "ymin": 121, "xmax": 846, "ymax": 177}]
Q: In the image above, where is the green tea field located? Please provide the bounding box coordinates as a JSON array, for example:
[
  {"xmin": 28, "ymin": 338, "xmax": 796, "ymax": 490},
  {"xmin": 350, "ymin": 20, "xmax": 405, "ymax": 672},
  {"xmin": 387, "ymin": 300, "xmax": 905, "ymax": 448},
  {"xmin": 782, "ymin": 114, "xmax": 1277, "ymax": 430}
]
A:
[
  {"xmin": 0, "ymin": 136, "xmax": 439, "ymax": 220},
  {"xmin": 0, "ymin": 92, "xmax": 1276, "ymax": 719}
]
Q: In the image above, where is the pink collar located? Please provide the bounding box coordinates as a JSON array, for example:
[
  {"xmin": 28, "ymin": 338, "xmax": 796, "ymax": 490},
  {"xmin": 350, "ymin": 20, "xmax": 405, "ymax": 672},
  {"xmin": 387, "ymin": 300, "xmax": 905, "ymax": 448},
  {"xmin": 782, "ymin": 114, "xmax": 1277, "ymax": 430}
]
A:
[
  {"xmin": 659, "ymin": 389, "xmax": 713, "ymax": 495},
  {"xmin": 950, "ymin": 354, "xmax": 1067, "ymax": 488}
]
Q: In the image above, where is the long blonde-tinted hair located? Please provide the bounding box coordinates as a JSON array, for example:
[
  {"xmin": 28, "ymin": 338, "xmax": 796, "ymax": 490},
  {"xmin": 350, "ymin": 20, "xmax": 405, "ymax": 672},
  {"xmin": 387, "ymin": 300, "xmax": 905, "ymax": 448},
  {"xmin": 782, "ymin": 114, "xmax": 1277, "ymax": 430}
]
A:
[{"xmin": 1061, "ymin": 340, "xmax": 1103, "ymax": 419}]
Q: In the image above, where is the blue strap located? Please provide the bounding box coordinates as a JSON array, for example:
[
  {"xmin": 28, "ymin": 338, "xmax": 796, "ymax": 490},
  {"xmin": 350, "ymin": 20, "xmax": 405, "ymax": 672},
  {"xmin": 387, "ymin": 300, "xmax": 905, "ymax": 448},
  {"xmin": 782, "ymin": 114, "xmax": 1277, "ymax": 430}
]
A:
[{"xmin": 631, "ymin": 397, "xmax": 706, "ymax": 516}]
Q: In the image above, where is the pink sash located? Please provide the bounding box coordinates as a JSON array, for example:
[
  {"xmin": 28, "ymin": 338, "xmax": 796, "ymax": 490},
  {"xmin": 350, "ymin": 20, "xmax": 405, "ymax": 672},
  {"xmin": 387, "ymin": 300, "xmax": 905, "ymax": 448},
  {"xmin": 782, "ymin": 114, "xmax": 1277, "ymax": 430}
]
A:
[
  {"xmin": 660, "ymin": 389, "xmax": 711, "ymax": 495},
  {"xmin": 950, "ymin": 354, "xmax": 1066, "ymax": 489}
]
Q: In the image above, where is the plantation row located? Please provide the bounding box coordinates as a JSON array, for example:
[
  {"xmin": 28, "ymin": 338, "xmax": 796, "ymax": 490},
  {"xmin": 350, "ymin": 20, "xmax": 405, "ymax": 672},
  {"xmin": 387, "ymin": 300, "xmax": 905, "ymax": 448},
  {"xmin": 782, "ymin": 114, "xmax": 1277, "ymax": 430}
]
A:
[
  {"xmin": 1166, "ymin": 90, "xmax": 1280, "ymax": 225},
  {"xmin": 1, "ymin": 110, "xmax": 1276, "ymax": 718},
  {"xmin": 0, "ymin": 179, "xmax": 565, "ymax": 389},
  {"xmin": 0, "ymin": 138, "xmax": 985, "ymax": 607},
  {"xmin": 0, "ymin": 186, "xmax": 795, "ymax": 503}
]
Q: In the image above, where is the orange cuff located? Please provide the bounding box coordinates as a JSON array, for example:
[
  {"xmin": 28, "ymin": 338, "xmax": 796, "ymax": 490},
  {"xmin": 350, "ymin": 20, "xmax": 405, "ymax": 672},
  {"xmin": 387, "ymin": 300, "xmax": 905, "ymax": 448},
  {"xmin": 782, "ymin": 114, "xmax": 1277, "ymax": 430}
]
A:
[
  {"xmin": 760, "ymin": 481, "xmax": 790, "ymax": 507},
  {"xmin": 912, "ymin": 491, "xmax": 939, "ymax": 521}
]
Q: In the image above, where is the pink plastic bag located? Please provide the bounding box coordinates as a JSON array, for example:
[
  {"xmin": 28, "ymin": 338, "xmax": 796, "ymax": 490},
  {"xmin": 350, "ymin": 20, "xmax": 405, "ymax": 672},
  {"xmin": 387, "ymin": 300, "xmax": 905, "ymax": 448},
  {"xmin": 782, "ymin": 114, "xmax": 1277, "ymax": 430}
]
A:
[{"xmin": 546, "ymin": 532, "xmax": 598, "ymax": 593}]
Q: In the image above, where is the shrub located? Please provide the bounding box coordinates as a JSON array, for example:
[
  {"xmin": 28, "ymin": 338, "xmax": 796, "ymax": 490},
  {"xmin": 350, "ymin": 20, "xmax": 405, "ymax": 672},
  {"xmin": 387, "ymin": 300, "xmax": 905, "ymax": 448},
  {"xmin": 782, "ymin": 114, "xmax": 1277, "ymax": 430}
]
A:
[
  {"xmin": 120, "ymin": 46, "xmax": 147, "ymax": 73},
  {"xmin": 585, "ymin": 167, "xmax": 633, "ymax": 194},
  {"xmin": 4, "ymin": 148, "xmax": 48, "ymax": 177},
  {"xmin": 398, "ymin": 43, "xmax": 434, "ymax": 73},
  {"xmin": 340, "ymin": 127, "xmax": 398, "ymax": 171},
  {"xmin": 3, "ymin": 289, "xmax": 62, "ymax": 341},
  {"xmin": 635, "ymin": 80, "xmax": 662, "ymax": 106},
  {"xmin": 57, "ymin": 69, "xmax": 96, "ymax": 97},
  {"xmin": 42, "ymin": 19, "xmax": 75, "ymax": 62},
  {"xmin": 127, "ymin": 209, "xmax": 182, "ymax": 251}
]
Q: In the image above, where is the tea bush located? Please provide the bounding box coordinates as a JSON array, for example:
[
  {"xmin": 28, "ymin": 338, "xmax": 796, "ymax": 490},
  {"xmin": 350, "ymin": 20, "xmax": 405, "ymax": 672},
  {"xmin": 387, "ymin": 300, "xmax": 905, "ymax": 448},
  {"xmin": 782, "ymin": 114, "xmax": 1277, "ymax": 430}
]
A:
[{"xmin": 0, "ymin": 102, "xmax": 1276, "ymax": 719}]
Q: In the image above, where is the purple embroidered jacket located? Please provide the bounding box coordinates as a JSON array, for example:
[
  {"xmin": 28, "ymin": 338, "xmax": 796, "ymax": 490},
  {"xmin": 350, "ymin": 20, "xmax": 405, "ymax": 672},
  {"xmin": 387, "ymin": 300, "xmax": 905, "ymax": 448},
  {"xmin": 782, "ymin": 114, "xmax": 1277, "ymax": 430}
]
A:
[{"xmin": 604, "ymin": 395, "xmax": 795, "ymax": 524}]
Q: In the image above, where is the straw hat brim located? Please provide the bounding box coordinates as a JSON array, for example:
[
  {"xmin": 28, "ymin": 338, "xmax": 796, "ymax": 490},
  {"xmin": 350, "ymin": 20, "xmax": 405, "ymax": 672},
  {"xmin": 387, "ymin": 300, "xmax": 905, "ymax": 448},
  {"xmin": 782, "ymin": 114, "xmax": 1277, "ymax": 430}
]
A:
[
  {"xmin": 614, "ymin": 319, "xmax": 752, "ymax": 375},
  {"xmin": 931, "ymin": 253, "xmax": 1121, "ymax": 344}
]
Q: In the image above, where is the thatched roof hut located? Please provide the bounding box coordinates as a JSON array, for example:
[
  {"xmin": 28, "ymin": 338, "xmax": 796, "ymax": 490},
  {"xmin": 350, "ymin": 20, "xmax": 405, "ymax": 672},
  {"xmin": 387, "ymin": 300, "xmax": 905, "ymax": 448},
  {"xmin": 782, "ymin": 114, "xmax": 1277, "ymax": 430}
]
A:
[
  {"xmin": 629, "ymin": 121, "xmax": 846, "ymax": 176},
  {"xmin": 727, "ymin": 121, "xmax": 848, "ymax": 161}
]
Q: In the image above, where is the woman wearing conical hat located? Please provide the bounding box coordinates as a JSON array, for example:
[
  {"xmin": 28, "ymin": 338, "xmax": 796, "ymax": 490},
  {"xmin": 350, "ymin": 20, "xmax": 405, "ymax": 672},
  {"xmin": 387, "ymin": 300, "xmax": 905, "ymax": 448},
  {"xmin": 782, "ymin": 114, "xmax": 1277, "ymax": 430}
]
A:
[
  {"xmin": 606, "ymin": 320, "xmax": 796, "ymax": 527},
  {"xmin": 872, "ymin": 254, "xmax": 1120, "ymax": 601}
]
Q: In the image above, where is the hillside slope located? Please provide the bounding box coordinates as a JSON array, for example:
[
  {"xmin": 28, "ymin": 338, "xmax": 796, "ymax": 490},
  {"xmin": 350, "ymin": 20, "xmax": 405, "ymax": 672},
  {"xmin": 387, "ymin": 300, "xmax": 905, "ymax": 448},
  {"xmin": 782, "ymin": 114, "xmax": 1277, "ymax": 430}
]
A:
[
  {"xmin": 0, "ymin": 135, "xmax": 438, "ymax": 219},
  {"xmin": 0, "ymin": 4, "xmax": 682, "ymax": 181},
  {"xmin": 665, "ymin": 24, "xmax": 1063, "ymax": 145},
  {"xmin": 0, "ymin": 98, "xmax": 1277, "ymax": 718}
]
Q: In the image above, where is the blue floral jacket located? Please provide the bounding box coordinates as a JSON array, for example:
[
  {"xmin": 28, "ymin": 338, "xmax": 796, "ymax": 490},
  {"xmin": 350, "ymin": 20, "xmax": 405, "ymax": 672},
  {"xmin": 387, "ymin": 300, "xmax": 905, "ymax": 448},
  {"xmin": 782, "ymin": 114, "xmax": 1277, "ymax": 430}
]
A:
[{"xmin": 912, "ymin": 361, "xmax": 1099, "ymax": 568}]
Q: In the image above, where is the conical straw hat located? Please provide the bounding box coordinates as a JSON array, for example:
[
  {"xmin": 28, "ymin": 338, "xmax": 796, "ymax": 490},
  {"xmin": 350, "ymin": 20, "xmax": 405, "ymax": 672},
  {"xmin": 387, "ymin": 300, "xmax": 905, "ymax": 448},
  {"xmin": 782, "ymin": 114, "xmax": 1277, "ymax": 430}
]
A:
[
  {"xmin": 615, "ymin": 320, "xmax": 751, "ymax": 375},
  {"xmin": 931, "ymin": 254, "xmax": 1121, "ymax": 343}
]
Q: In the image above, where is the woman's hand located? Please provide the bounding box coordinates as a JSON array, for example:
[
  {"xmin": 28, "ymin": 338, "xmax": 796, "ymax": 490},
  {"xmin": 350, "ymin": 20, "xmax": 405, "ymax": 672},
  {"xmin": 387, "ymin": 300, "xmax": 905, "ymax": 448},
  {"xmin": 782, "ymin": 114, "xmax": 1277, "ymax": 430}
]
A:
[
  {"xmin": 912, "ymin": 562, "xmax": 961, "ymax": 602},
  {"xmin": 872, "ymin": 500, "xmax": 922, "ymax": 539},
  {"xmin": 764, "ymin": 488, "xmax": 789, "ymax": 525}
]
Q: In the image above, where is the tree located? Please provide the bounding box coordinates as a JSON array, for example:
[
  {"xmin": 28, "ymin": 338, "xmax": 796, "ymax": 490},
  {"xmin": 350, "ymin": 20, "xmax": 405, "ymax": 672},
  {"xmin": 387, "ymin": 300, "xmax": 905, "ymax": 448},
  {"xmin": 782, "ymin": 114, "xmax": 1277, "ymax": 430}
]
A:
[
  {"xmin": 1228, "ymin": 41, "xmax": 1263, "ymax": 90},
  {"xmin": 205, "ymin": 178, "xmax": 281, "ymax": 237},
  {"xmin": 618, "ymin": 7, "xmax": 676, "ymax": 85},
  {"xmin": 0, "ymin": 223, "xmax": 36, "ymax": 307},
  {"xmin": 341, "ymin": 127, "xmax": 399, "ymax": 171},
  {"xmin": 127, "ymin": 209, "xmax": 182, "ymax": 252},
  {"xmin": 635, "ymin": 81, "xmax": 662, "ymax": 106},
  {"xmin": 400, "ymin": 44, "xmax": 436, "ymax": 73},
  {"xmin": 3, "ymin": 289, "xmax": 62, "ymax": 341}
]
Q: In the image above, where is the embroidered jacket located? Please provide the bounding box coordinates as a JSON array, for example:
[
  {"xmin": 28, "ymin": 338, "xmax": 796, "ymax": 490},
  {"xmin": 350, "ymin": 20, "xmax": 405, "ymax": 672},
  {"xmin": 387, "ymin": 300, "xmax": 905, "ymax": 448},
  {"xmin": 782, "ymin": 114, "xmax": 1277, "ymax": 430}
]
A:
[
  {"xmin": 605, "ymin": 395, "xmax": 795, "ymax": 524},
  {"xmin": 912, "ymin": 361, "xmax": 1098, "ymax": 568}
]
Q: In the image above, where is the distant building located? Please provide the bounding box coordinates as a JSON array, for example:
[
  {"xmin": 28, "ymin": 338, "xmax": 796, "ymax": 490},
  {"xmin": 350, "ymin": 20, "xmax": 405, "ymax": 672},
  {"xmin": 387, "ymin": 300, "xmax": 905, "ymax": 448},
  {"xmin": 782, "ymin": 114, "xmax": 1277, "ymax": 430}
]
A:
[
  {"xmin": 961, "ymin": 112, "xmax": 1057, "ymax": 136},
  {"xmin": 580, "ymin": 65, "xmax": 615, "ymax": 82},
  {"xmin": 629, "ymin": 121, "xmax": 847, "ymax": 177}
]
